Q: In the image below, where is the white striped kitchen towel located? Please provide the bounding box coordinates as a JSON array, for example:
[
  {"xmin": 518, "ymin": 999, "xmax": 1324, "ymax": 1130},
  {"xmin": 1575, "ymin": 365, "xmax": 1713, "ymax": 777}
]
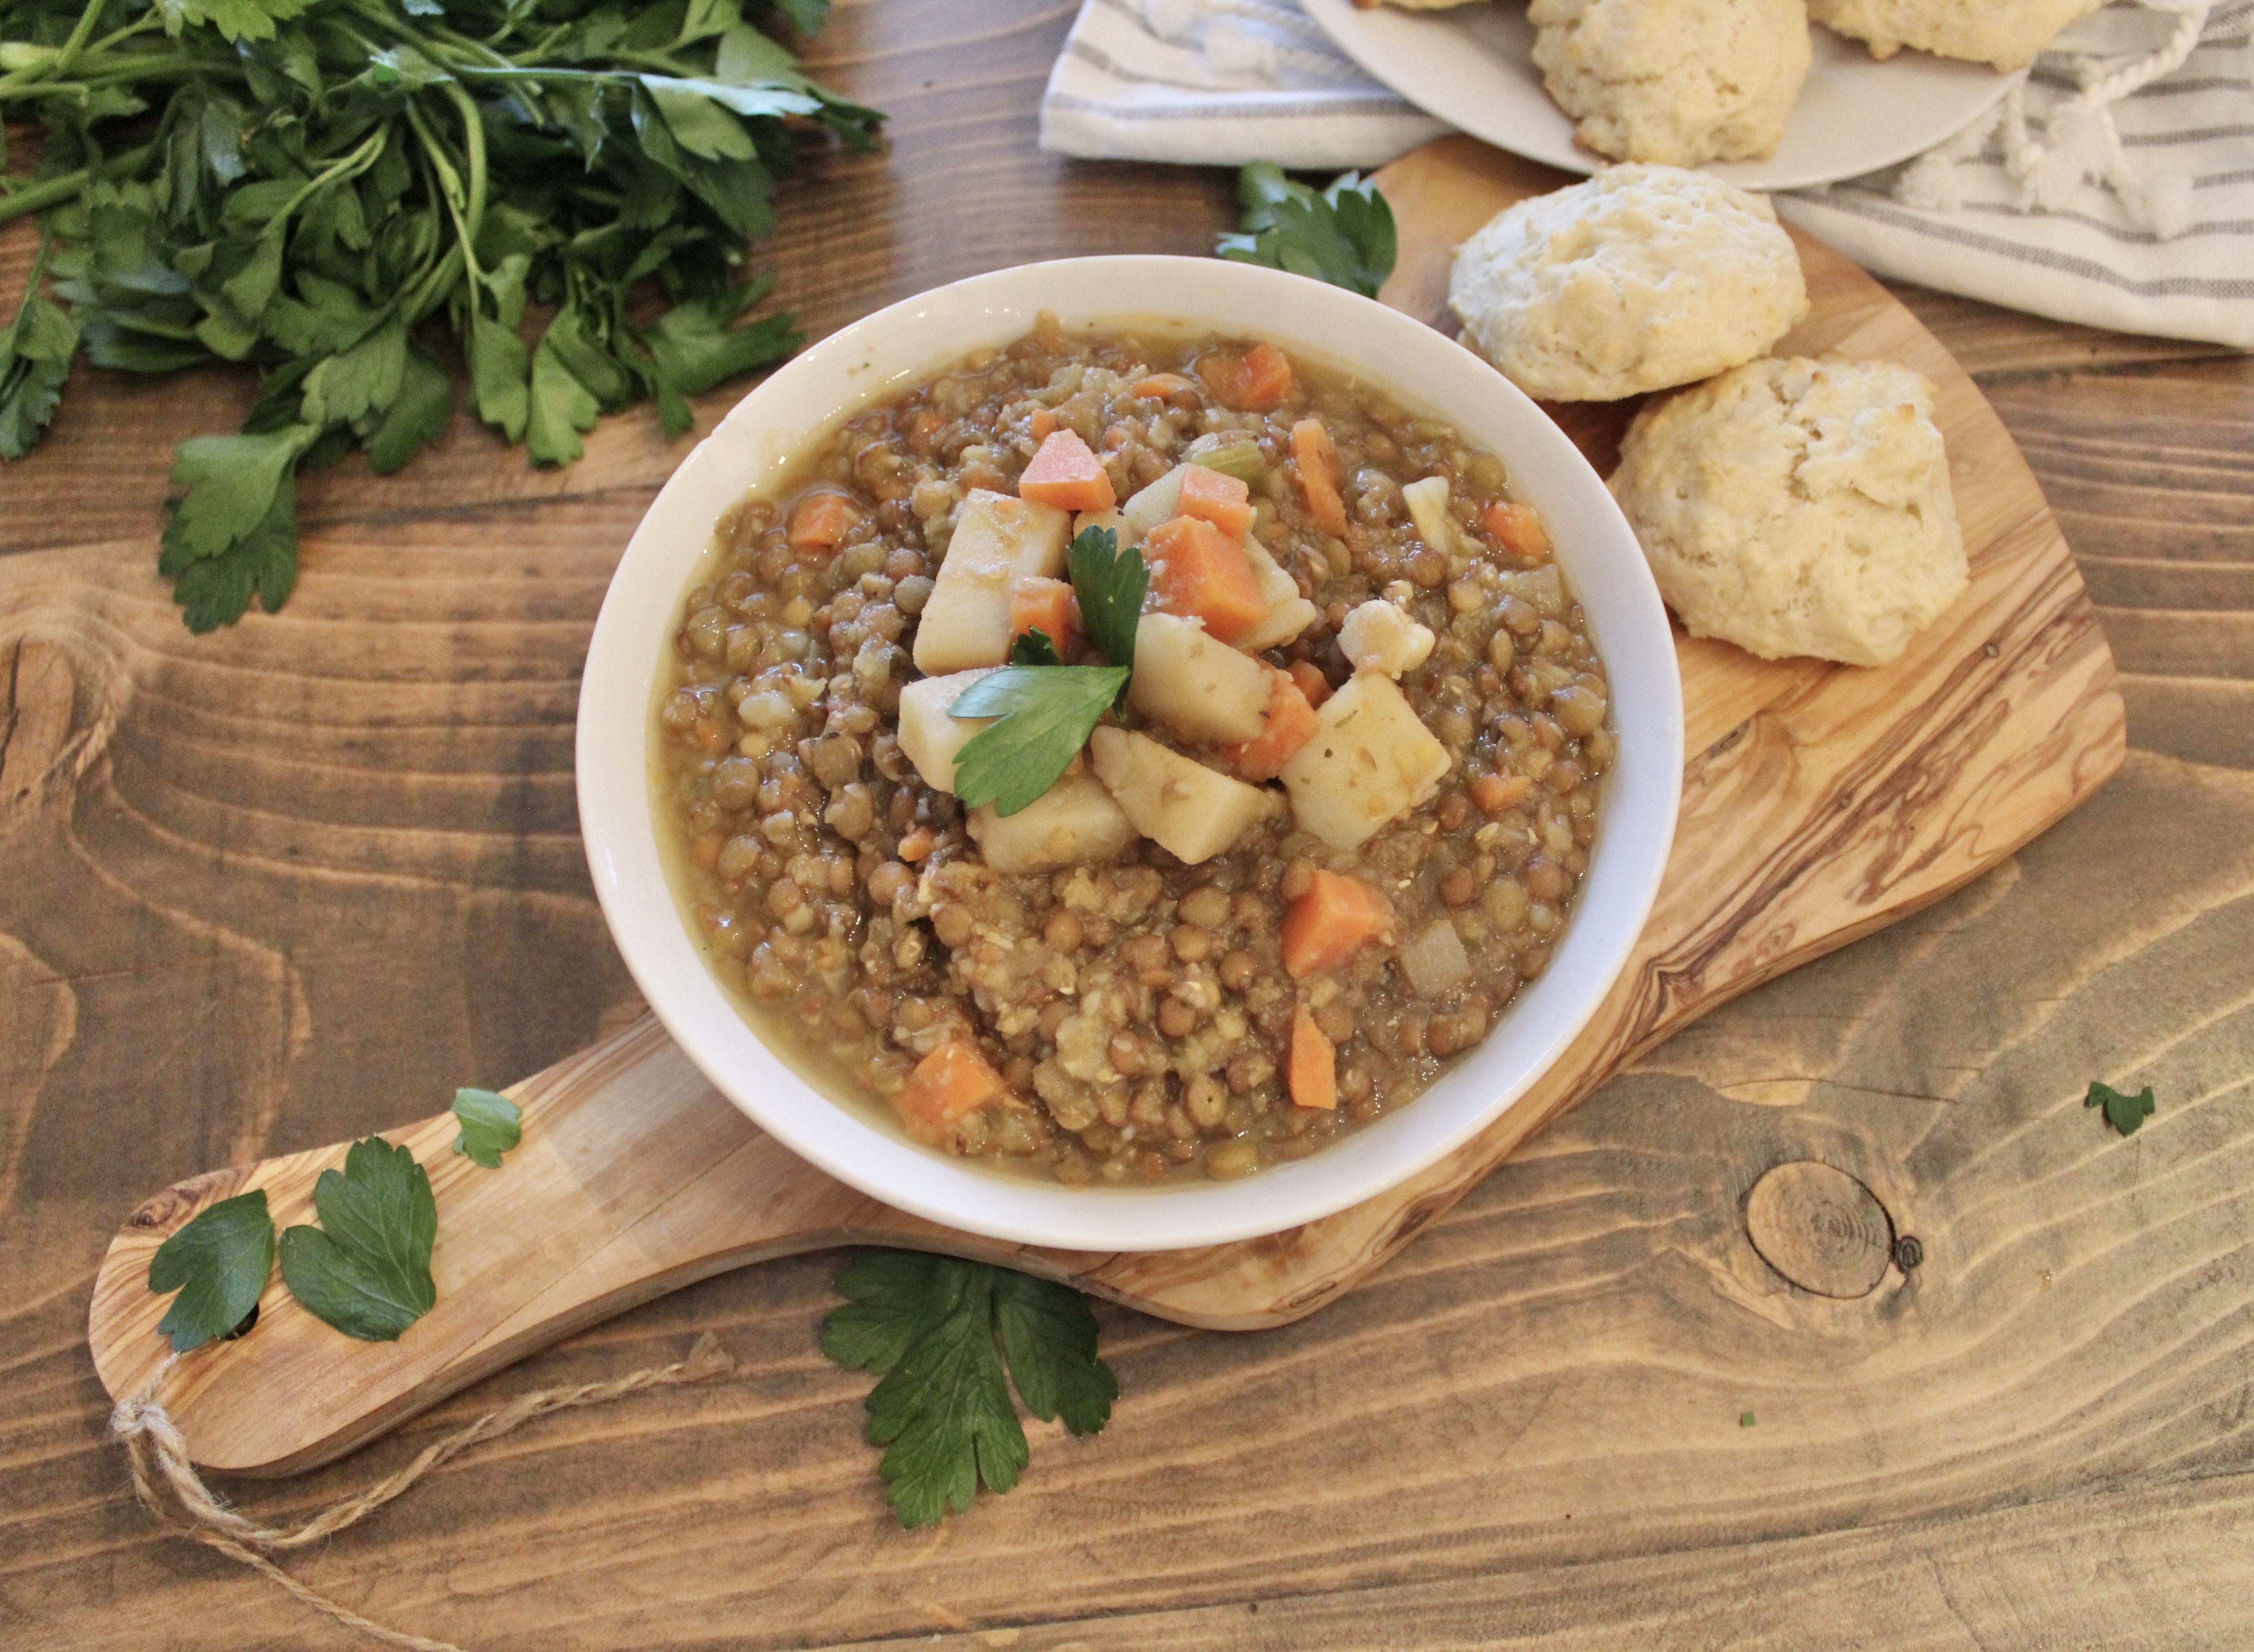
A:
[{"xmin": 1040, "ymin": 0, "xmax": 2254, "ymax": 348}]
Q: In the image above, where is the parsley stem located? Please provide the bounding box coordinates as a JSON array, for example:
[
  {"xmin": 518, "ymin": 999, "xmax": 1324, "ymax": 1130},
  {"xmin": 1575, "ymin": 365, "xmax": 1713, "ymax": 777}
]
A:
[
  {"xmin": 0, "ymin": 138, "xmax": 157, "ymax": 227},
  {"xmin": 48, "ymin": 0, "xmax": 104, "ymax": 78}
]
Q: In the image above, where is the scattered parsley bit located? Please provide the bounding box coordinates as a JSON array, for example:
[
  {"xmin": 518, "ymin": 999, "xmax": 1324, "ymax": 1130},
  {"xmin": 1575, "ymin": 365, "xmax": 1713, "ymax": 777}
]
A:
[
  {"xmin": 0, "ymin": 234, "xmax": 80, "ymax": 461},
  {"xmin": 1065, "ymin": 525, "xmax": 1147, "ymax": 692},
  {"xmin": 0, "ymin": 0, "xmax": 883, "ymax": 630},
  {"xmin": 821, "ymin": 1252, "xmax": 1117, "ymax": 1529},
  {"xmin": 278, "ymin": 1136, "xmax": 438, "ymax": 1342},
  {"xmin": 2087, "ymin": 1080, "xmax": 2156, "ymax": 1137},
  {"xmin": 1217, "ymin": 162, "xmax": 1398, "ymax": 299},
  {"xmin": 949, "ymin": 664, "xmax": 1129, "ymax": 818},
  {"xmin": 450, "ymin": 1087, "xmax": 523, "ymax": 1170},
  {"xmin": 1739, "ymin": 1411, "xmax": 1756, "ymax": 1428},
  {"xmin": 1009, "ymin": 627, "xmax": 1064, "ymax": 668},
  {"xmin": 147, "ymin": 1189, "xmax": 275, "ymax": 1354}
]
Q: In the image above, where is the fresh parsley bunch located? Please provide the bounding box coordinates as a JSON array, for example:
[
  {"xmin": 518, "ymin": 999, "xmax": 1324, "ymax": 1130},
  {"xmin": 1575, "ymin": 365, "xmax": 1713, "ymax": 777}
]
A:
[
  {"xmin": 0, "ymin": 0, "xmax": 881, "ymax": 630},
  {"xmin": 1217, "ymin": 160, "xmax": 1397, "ymax": 299}
]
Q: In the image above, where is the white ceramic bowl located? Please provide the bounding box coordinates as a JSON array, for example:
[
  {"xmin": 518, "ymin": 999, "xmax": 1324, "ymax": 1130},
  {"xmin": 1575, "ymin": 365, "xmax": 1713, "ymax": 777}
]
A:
[{"xmin": 579, "ymin": 256, "xmax": 1682, "ymax": 1252}]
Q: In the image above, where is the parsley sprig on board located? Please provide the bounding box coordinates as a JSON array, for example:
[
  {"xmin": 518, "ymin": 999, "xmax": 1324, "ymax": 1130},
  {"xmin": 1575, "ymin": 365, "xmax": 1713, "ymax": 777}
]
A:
[
  {"xmin": 1218, "ymin": 161, "xmax": 1398, "ymax": 298},
  {"xmin": 947, "ymin": 526, "xmax": 1146, "ymax": 816},
  {"xmin": 0, "ymin": 0, "xmax": 882, "ymax": 631},
  {"xmin": 450, "ymin": 1086, "xmax": 522, "ymax": 1169},
  {"xmin": 146, "ymin": 1102, "xmax": 516, "ymax": 1351},
  {"xmin": 2088, "ymin": 1080, "xmax": 2156, "ymax": 1137},
  {"xmin": 147, "ymin": 1189, "xmax": 274, "ymax": 1353},
  {"xmin": 821, "ymin": 1252, "xmax": 1118, "ymax": 1529},
  {"xmin": 279, "ymin": 1136, "xmax": 439, "ymax": 1341}
]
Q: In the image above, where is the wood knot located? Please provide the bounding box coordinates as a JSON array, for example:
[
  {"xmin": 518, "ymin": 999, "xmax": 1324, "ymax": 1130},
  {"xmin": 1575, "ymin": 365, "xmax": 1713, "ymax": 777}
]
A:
[
  {"xmin": 126, "ymin": 1166, "xmax": 250, "ymax": 1234},
  {"xmin": 1745, "ymin": 1162, "xmax": 1896, "ymax": 1299},
  {"xmin": 128, "ymin": 1187, "xmax": 203, "ymax": 1231}
]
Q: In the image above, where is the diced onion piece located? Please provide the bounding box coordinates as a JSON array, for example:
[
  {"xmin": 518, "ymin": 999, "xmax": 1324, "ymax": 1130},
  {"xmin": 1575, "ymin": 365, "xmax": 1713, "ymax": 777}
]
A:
[
  {"xmin": 1235, "ymin": 540, "xmax": 1320, "ymax": 652},
  {"xmin": 1401, "ymin": 475, "xmax": 1457, "ymax": 559},
  {"xmin": 1400, "ymin": 918, "xmax": 1472, "ymax": 997},
  {"xmin": 1120, "ymin": 465, "xmax": 1190, "ymax": 546}
]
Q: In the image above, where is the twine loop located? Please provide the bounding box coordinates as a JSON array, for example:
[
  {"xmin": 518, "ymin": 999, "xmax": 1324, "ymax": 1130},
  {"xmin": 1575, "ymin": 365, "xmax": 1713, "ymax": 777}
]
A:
[{"xmin": 111, "ymin": 1334, "xmax": 740, "ymax": 1652}]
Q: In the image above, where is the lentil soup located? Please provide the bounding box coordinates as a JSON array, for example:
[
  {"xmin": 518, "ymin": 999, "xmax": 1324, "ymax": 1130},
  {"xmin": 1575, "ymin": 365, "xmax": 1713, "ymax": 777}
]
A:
[{"xmin": 654, "ymin": 317, "xmax": 1613, "ymax": 1186}]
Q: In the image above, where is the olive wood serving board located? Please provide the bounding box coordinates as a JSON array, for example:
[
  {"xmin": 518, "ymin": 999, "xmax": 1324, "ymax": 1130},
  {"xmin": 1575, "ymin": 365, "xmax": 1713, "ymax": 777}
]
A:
[{"xmin": 86, "ymin": 136, "xmax": 2125, "ymax": 1477}]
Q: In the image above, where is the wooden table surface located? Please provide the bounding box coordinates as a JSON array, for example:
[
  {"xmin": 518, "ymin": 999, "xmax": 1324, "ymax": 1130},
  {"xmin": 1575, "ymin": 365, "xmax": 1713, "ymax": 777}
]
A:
[{"xmin": 5, "ymin": 3, "xmax": 2251, "ymax": 1647}]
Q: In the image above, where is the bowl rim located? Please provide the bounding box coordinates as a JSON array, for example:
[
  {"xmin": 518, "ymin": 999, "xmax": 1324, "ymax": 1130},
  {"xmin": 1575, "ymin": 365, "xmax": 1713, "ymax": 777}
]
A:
[{"xmin": 577, "ymin": 253, "xmax": 1683, "ymax": 1252}]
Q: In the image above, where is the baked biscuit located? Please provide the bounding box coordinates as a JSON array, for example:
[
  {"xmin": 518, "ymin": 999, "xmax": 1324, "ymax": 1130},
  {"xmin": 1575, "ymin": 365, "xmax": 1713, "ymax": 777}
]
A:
[
  {"xmin": 1449, "ymin": 165, "xmax": 1809, "ymax": 402},
  {"xmin": 1809, "ymin": 0, "xmax": 2102, "ymax": 71},
  {"xmin": 1529, "ymin": 0, "xmax": 1813, "ymax": 166},
  {"xmin": 1609, "ymin": 356, "xmax": 1966, "ymax": 666}
]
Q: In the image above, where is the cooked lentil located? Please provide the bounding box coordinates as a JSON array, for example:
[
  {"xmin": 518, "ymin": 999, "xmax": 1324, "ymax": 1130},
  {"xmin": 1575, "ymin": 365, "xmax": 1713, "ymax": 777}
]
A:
[{"xmin": 655, "ymin": 318, "xmax": 1612, "ymax": 1185}]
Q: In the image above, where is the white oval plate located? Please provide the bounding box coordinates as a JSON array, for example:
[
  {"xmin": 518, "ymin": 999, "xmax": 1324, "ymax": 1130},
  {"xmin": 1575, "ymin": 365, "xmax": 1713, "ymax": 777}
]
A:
[{"xmin": 1301, "ymin": 0, "xmax": 2020, "ymax": 192}]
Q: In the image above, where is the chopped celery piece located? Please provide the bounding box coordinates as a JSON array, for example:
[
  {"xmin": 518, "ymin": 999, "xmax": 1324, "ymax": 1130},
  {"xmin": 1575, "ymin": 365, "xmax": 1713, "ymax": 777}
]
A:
[{"xmin": 1191, "ymin": 440, "xmax": 1266, "ymax": 485}]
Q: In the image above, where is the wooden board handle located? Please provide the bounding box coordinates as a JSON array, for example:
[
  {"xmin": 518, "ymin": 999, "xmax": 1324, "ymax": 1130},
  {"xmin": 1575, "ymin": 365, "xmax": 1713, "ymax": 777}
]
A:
[{"xmin": 86, "ymin": 1014, "xmax": 1097, "ymax": 1476}]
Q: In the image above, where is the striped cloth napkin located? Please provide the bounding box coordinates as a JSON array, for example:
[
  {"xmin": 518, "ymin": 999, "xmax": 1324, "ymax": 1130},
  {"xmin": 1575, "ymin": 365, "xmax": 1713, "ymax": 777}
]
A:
[{"xmin": 1040, "ymin": 0, "xmax": 2254, "ymax": 348}]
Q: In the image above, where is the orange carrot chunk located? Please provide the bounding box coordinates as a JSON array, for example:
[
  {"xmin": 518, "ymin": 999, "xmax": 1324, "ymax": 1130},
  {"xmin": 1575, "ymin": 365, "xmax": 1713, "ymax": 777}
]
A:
[
  {"xmin": 1018, "ymin": 428, "xmax": 1116, "ymax": 513},
  {"xmin": 1146, "ymin": 514, "xmax": 1267, "ymax": 644},
  {"xmin": 1281, "ymin": 869, "xmax": 1395, "ymax": 980},
  {"xmin": 1291, "ymin": 417, "xmax": 1349, "ymax": 537},
  {"xmin": 1177, "ymin": 464, "xmax": 1254, "ymax": 539},
  {"xmin": 1287, "ymin": 658, "xmax": 1333, "ymax": 709},
  {"xmin": 1028, "ymin": 406, "xmax": 1057, "ymax": 444},
  {"xmin": 787, "ymin": 491, "xmax": 863, "ymax": 552},
  {"xmin": 1009, "ymin": 576, "xmax": 1081, "ymax": 651},
  {"xmin": 1290, "ymin": 1003, "xmax": 1339, "ymax": 1110},
  {"xmin": 1199, "ymin": 341, "xmax": 1296, "ymax": 412},
  {"xmin": 901, "ymin": 1041, "xmax": 1005, "ymax": 1130},
  {"xmin": 1225, "ymin": 671, "xmax": 1321, "ymax": 783},
  {"xmin": 1130, "ymin": 372, "xmax": 1196, "ymax": 402},
  {"xmin": 1483, "ymin": 499, "xmax": 1552, "ymax": 561}
]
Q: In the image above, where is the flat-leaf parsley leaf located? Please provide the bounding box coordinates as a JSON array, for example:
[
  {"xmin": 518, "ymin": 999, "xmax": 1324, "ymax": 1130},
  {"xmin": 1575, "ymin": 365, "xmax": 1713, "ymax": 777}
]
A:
[
  {"xmin": 450, "ymin": 1088, "xmax": 523, "ymax": 1170},
  {"xmin": 0, "ymin": 236, "xmax": 81, "ymax": 462},
  {"xmin": 821, "ymin": 1252, "xmax": 1117, "ymax": 1528},
  {"xmin": 147, "ymin": 1190, "xmax": 276, "ymax": 1354},
  {"xmin": 278, "ymin": 1136, "xmax": 438, "ymax": 1341},
  {"xmin": 2087, "ymin": 1080, "xmax": 2156, "ymax": 1137},
  {"xmin": 1065, "ymin": 525, "xmax": 1147, "ymax": 688},
  {"xmin": 1217, "ymin": 163, "xmax": 1398, "ymax": 299},
  {"xmin": 948, "ymin": 665, "xmax": 1129, "ymax": 818}
]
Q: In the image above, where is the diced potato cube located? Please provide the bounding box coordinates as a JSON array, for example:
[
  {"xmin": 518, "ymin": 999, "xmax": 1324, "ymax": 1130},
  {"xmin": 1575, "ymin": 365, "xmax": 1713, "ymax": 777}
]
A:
[
  {"xmin": 1089, "ymin": 727, "xmax": 1279, "ymax": 865},
  {"xmin": 1127, "ymin": 612, "xmax": 1271, "ymax": 745},
  {"xmin": 1073, "ymin": 507, "xmax": 1126, "ymax": 546},
  {"xmin": 894, "ymin": 668, "xmax": 997, "ymax": 794},
  {"xmin": 968, "ymin": 773, "xmax": 1138, "ymax": 874},
  {"xmin": 1338, "ymin": 598, "xmax": 1436, "ymax": 677},
  {"xmin": 1279, "ymin": 674, "xmax": 1452, "ymax": 850},
  {"xmin": 912, "ymin": 490, "xmax": 1072, "ymax": 673},
  {"xmin": 1119, "ymin": 465, "xmax": 1190, "ymax": 546},
  {"xmin": 1401, "ymin": 475, "xmax": 1457, "ymax": 559}
]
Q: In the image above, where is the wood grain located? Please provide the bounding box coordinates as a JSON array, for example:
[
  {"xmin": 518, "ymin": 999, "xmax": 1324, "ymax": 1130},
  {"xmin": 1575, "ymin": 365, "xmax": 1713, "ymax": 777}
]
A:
[
  {"xmin": 81, "ymin": 134, "xmax": 2125, "ymax": 1482},
  {"xmin": 5, "ymin": 2, "xmax": 2251, "ymax": 1646}
]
